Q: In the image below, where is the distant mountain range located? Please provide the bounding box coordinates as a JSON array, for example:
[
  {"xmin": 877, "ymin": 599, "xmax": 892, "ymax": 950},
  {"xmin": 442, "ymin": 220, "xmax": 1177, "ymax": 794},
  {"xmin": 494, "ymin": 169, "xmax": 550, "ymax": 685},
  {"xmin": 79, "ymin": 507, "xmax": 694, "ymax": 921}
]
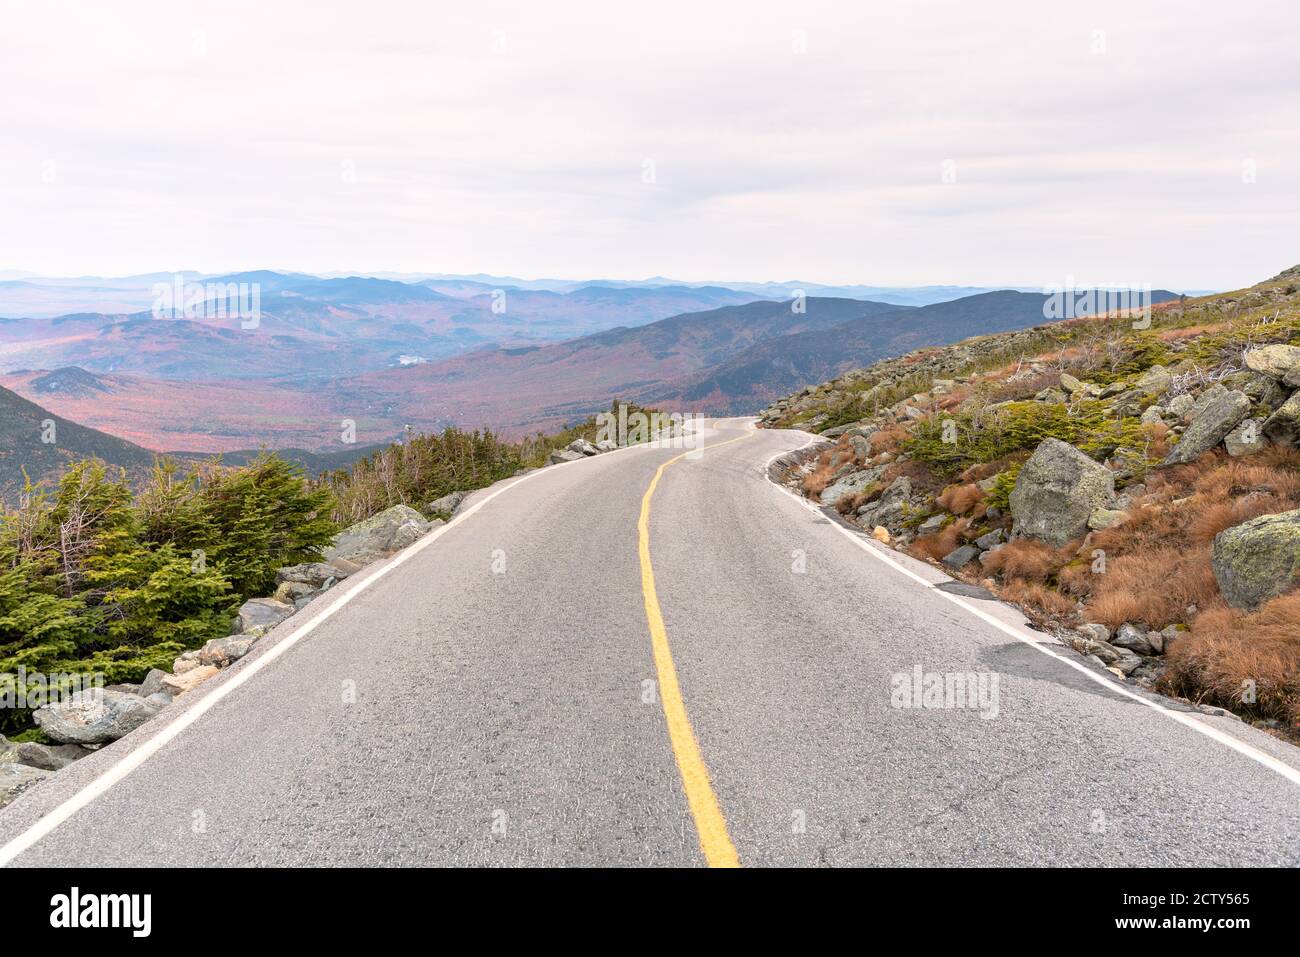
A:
[
  {"xmin": 0, "ymin": 379, "xmax": 384, "ymax": 502},
  {"xmin": 0, "ymin": 269, "xmax": 1191, "ymax": 467}
]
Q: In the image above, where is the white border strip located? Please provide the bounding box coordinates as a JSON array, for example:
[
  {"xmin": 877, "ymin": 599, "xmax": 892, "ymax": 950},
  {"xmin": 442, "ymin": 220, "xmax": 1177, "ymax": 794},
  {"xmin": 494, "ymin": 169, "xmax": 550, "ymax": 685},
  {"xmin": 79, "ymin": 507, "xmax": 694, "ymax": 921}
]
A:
[
  {"xmin": 760, "ymin": 429, "xmax": 1300, "ymax": 788},
  {"xmin": 0, "ymin": 429, "xmax": 705, "ymax": 866}
]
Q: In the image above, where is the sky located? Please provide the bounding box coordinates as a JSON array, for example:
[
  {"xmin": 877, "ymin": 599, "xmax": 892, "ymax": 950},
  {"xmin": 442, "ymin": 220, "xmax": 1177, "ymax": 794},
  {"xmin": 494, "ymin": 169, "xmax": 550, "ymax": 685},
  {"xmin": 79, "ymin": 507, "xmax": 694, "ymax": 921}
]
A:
[{"xmin": 1, "ymin": 0, "xmax": 1297, "ymax": 290}]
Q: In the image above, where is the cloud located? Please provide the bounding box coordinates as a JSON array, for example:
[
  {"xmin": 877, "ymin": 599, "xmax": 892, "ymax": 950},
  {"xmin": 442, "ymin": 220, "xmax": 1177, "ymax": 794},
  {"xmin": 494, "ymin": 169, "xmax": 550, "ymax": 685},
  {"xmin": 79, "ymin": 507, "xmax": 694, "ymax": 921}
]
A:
[{"xmin": 0, "ymin": 0, "xmax": 1296, "ymax": 289}]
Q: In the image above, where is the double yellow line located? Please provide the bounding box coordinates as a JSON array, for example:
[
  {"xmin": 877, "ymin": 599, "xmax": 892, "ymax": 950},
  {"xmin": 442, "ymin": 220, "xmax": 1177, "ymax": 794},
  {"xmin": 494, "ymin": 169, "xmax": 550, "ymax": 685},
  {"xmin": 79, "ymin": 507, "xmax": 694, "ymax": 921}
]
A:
[{"xmin": 636, "ymin": 432, "xmax": 751, "ymax": 868}]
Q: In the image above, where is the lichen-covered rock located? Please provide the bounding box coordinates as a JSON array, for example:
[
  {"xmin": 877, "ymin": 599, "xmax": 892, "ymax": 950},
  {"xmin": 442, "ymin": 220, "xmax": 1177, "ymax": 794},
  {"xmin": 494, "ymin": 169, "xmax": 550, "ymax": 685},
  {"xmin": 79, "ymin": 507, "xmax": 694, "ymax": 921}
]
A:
[
  {"xmin": 1263, "ymin": 392, "xmax": 1300, "ymax": 447},
  {"xmin": 426, "ymin": 490, "xmax": 467, "ymax": 516},
  {"xmin": 233, "ymin": 597, "xmax": 294, "ymax": 635},
  {"xmin": 1211, "ymin": 509, "xmax": 1300, "ymax": 610},
  {"xmin": 325, "ymin": 505, "xmax": 432, "ymax": 565},
  {"xmin": 820, "ymin": 465, "xmax": 887, "ymax": 507},
  {"xmin": 1224, "ymin": 418, "xmax": 1268, "ymax": 457},
  {"xmin": 1009, "ymin": 439, "xmax": 1115, "ymax": 546},
  {"xmin": 1243, "ymin": 344, "xmax": 1300, "ymax": 385},
  {"xmin": 0, "ymin": 763, "xmax": 50, "ymax": 809},
  {"xmin": 33, "ymin": 690, "xmax": 165, "ymax": 745},
  {"xmin": 1161, "ymin": 389, "xmax": 1250, "ymax": 465}
]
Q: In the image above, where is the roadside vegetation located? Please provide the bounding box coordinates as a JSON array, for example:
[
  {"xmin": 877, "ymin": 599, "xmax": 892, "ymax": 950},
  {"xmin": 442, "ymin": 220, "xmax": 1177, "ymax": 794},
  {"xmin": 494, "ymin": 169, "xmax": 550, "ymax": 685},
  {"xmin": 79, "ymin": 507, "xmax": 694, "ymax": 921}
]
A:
[{"xmin": 762, "ymin": 267, "xmax": 1300, "ymax": 736}]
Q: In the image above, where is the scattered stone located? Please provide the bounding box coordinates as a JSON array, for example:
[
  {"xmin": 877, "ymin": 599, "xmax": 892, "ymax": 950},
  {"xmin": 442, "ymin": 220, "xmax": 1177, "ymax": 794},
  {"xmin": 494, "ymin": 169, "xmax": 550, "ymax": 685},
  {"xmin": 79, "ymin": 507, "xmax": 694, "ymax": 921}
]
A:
[
  {"xmin": 161, "ymin": 665, "xmax": 221, "ymax": 697},
  {"xmin": 273, "ymin": 580, "xmax": 317, "ymax": 604},
  {"xmin": 1088, "ymin": 507, "xmax": 1128, "ymax": 530},
  {"xmin": 426, "ymin": 490, "xmax": 467, "ymax": 516},
  {"xmin": 594, "ymin": 439, "xmax": 619, "ymax": 452},
  {"xmin": 276, "ymin": 562, "xmax": 347, "ymax": 588},
  {"xmin": 567, "ymin": 438, "xmax": 600, "ymax": 456},
  {"xmin": 1139, "ymin": 406, "xmax": 1165, "ymax": 426},
  {"xmin": 1, "ymin": 763, "xmax": 50, "ymax": 809},
  {"xmin": 198, "ymin": 635, "xmax": 256, "ymax": 668},
  {"xmin": 34, "ymin": 690, "xmax": 165, "ymax": 745},
  {"xmin": 820, "ymin": 465, "xmax": 887, "ymax": 507},
  {"xmin": 1165, "ymin": 394, "xmax": 1195, "ymax": 421},
  {"xmin": 1112, "ymin": 622, "xmax": 1155, "ymax": 656},
  {"xmin": 1161, "ymin": 389, "xmax": 1250, "ymax": 465},
  {"xmin": 173, "ymin": 652, "xmax": 202, "ymax": 675},
  {"xmin": 1262, "ymin": 392, "xmax": 1300, "ymax": 447},
  {"xmin": 973, "ymin": 528, "xmax": 1005, "ymax": 550},
  {"xmin": 233, "ymin": 598, "xmax": 294, "ymax": 635},
  {"xmin": 547, "ymin": 448, "xmax": 585, "ymax": 465},
  {"xmin": 1009, "ymin": 438, "xmax": 1116, "ymax": 546},
  {"xmin": 1224, "ymin": 418, "xmax": 1268, "ymax": 457},
  {"xmin": 1243, "ymin": 343, "xmax": 1300, "ymax": 383},
  {"xmin": 1134, "ymin": 365, "xmax": 1173, "ymax": 395},
  {"xmin": 1078, "ymin": 623, "xmax": 1112, "ymax": 642},
  {"xmin": 139, "ymin": 669, "xmax": 169, "ymax": 698},
  {"xmin": 871, "ymin": 526, "xmax": 890, "ymax": 543},
  {"xmin": 15, "ymin": 741, "xmax": 91, "ymax": 771},
  {"xmin": 941, "ymin": 544, "xmax": 981, "ymax": 569},
  {"xmin": 1211, "ymin": 508, "xmax": 1300, "ymax": 610},
  {"xmin": 859, "ymin": 476, "xmax": 913, "ymax": 529},
  {"xmin": 325, "ymin": 504, "xmax": 432, "ymax": 565},
  {"xmin": 918, "ymin": 514, "xmax": 947, "ymax": 534}
]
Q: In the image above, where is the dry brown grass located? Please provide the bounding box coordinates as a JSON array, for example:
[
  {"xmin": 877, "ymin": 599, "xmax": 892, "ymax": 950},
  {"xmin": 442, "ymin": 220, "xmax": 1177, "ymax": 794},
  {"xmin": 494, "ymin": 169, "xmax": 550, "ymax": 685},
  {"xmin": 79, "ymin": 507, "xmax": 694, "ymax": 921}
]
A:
[
  {"xmin": 1161, "ymin": 592, "xmax": 1300, "ymax": 728},
  {"xmin": 802, "ymin": 457, "xmax": 839, "ymax": 498},
  {"xmin": 999, "ymin": 580, "xmax": 1078, "ymax": 618},
  {"xmin": 869, "ymin": 423, "xmax": 910, "ymax": 455},
  {"xmin": 911, "ymin": 518, "xmax": 971, "ymax": 561},
  {"xmin": 936, "ymin": 483, "xmax": 984, "ymax": 516},
  {"xmin": 979, "ymin": 537, "xmax": 1073, "ymax": 585}
]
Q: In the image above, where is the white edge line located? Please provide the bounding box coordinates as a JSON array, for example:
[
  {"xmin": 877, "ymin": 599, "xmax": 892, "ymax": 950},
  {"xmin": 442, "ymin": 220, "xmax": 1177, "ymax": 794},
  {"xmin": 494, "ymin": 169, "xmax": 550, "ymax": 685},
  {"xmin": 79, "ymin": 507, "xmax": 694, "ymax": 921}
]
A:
[
  {"xmin": 758, "ymin": 425, "xmax": 1300, "ymax": 789},
  {"xmin": 0, "ymin": 427, "xmax": 708, "ymax": 866}
]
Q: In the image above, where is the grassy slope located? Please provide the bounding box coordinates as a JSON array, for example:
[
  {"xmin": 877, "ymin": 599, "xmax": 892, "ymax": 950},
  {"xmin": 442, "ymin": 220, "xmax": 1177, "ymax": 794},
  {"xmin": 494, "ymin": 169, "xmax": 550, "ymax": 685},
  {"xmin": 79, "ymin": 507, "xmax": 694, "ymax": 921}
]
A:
[{"xmin": 760, "ymin": 266, "xmax": 1300, "ymax": 735}]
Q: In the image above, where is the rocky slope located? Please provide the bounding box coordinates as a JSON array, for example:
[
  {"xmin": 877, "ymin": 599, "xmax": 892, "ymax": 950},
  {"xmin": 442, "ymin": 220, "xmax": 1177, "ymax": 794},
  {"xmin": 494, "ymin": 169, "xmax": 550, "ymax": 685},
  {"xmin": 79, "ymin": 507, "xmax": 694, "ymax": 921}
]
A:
[{"xmin": 760, "ymin": 266, "xmax": 1300, "ymax": 735}]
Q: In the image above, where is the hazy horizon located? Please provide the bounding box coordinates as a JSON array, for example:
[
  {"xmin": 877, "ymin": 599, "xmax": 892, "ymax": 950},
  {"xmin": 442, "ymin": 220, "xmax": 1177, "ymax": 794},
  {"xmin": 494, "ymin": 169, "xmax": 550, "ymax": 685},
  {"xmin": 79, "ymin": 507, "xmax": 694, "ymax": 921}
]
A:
[{"xmin": 2, "ymin": 1, "xmax": 1296, "ymax": 290}]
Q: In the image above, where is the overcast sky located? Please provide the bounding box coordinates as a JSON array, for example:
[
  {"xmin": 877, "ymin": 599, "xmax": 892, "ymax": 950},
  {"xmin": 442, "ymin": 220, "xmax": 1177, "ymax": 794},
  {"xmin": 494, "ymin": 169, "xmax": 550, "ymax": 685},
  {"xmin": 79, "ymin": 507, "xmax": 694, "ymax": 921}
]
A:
[{"xmin": 1, "ymin": 0, "xmax": 1296, "ymax": 289}]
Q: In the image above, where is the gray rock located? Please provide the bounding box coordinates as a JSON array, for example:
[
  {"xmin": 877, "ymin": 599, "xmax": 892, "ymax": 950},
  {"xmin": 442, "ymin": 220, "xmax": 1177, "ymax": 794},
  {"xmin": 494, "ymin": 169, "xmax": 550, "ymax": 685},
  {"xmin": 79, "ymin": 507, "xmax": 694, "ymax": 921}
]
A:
[
  {"xmin": 1161, "ymin": 389, "xmax": 1250, "ymax": 465},
  {"xmin": 1165, "ymin": 393, "xmax": 1195, "ymax": 421},
  {"xmin": 1134, "ymin": 365, "xmax": 1172, "ymax": 395},
  {"xmin": 1263, "ymin": 392, "xmax": 1300, "ymax": 447},
  {"xmin": 1224, "ymin": 418, "xmax": 1269, "ymax": 457},
  {"xmin": 567, "ymin": 438, "xmax": 600, "ymax": 456},
  {"xmin": 1139, "ymin": 406, "xmax": 1165, "ymax": 426},
  {"xmin": 1211, "ymin": 508, "xmax": 1300, "ymax": 610},
  {"xmin": 15, "ymin": 740, "xmax": 92, "ymax": 771},
  {"xmin": 1230, "ymin": 370, "xmax": 1288, "ymax": 410},
  {"xmin": 1112, "ymin": 622, "xmax": 1156, "ymax": 656},
  {"xmin": 1243, "ymin": 343, "xmax": 1300, "ymax": 384},
  {"xmin": 325, "ymin": 504, "xmax": 432, "ymax": 565},
  {"xmin": 941, "ymin": 544, "xmax": 981, "ymax": 569},
  {"xmin": 594, "ymin": 439, "xmax": 619, "ymax": 453},
  {"xmin": 973, "ymin": 528, "xmax": 1005, "ymax": 550},
  {"xmin": 1078, "ymin": 623, "xmax": 1112, "ymax": 642},
  {"xmin": 1081, "ymin": 639, "xmax": 1123, "ymax": 665},
  {"xmin": 1009, "ymin": 438, "xmax": 1116, "ymax": 546},
  {"xmin": 820, "ymin": 465, "xmax": 887, "ymax": 507},
  {"xmin": 426, "ymin": 490, "xmax": 467, "ymax": 516},
  {"xmin": 138, "ymin": 668, "xmax": 169, "ymax": 698},
  {"xmin": 547, "ymin": 448, "xmax": 585, "ymax": 465},
  {"xmin": 860, "ymin": 476, "xmax": 913, "ymax": 528},
  {"xmin": 0, "ymin": 763, "xmax": 50, "ymax": 809},
  {"xmin": 144, "ymin": 691, "xmax": 174, "ymax": 707},
  {"xmin": 1088, "ymin": 507, "xmax": 1127, "ymax": 530},
  {"xmin": 198, "ymin": 635, "xmax": 256, "ymax": 668},
  {"xmin": 273, "ymin": 579, "xmax": 317, "ymax": 604},
  {"xmin": 276, "ymin": 556, "xmax": 351, "ymax": 587},
  {"xmin": 918, "ymin": 514, "xmax": 947, "ymax": 535},
  {"xmin": 34, "ymin": 690, "xmax": 165, "ymax": 745},
  {"xmin": 233, "ymin": 597, "xmax": 294, "ymax": 635}
]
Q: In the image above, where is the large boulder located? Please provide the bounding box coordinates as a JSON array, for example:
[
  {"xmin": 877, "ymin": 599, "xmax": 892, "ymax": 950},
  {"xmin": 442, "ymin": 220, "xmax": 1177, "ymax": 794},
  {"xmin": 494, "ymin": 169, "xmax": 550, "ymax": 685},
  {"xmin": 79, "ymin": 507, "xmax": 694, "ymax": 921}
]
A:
[
  {"xmin": 276, "ymin": 561, "xmax": 349, "ymax": 588},
  {"xmin": 1211, "ymin": 509, "xmax": 1300, "ymax": 610},
  {"xmin": 1224, "ymin": 418, "xmax": 1269, "ymax": 457},
  {"xmin": 33, "ymin": 690, "xmax": 165, "ymax": 745},
  {"xmin": 819, "ymin": 465, "xmax": 887, "ymax": 507},
  {"xmin": 426, "ymin": 490, "xmax": 467, "ymax": 516},
  {"xmin": 567, "ymin": 439, "xmax": 600, "ymax": 456},
  {"xmin": 233, "ymin": 597, "xmax": 294, "ymax": 634},
  {"xmin": 325, "ymin": 504, "xmax": 431, "ymax": 565},
  {"xmin": 198, "ymin": 635, "xmax": 256, "ymax": 668},
  {"xmin": 547, "ymin": 449, "xmax": 584, "ymax": 465},
  {"xmin": 15, "ymin": 741, "xmax": 92, "ymax": 771},
  {"xmin": 1009, "ymin": 439, "xmax": 1115, "ymax": 546},
  {"xmin": 1243, "ymin": 344, "xmax": 1300, "ymax": 385},
  {"xmin": 1263, "ymin": 392, "xmax": 1300, "ymax": 447},
  {"xmin": 161, "ymin": 665, "xmax": 221, "ymax": 697},
  {"xmin": 1161, "ymin": 389, "xmax": 1251, "ymax": 465},
  {"xmin": 0, "ymin": 763, "xmax": 50, "ymax": 809}
]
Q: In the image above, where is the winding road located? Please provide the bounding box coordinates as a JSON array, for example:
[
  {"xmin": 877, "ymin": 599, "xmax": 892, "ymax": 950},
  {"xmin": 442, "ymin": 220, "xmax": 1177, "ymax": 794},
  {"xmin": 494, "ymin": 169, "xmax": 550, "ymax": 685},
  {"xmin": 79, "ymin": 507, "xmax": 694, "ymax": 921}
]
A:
[{"xmin": 2, "ymin": 418, "xmax": 1298, "ymax": 866}]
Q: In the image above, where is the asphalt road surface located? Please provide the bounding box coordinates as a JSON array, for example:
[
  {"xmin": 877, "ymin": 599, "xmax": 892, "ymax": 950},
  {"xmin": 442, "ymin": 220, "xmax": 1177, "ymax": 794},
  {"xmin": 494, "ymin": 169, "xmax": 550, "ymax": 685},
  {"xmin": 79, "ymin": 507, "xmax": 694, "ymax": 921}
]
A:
[{"xmin": 3, "ymin": 418, "xmax": 1298, "ymax": 866}]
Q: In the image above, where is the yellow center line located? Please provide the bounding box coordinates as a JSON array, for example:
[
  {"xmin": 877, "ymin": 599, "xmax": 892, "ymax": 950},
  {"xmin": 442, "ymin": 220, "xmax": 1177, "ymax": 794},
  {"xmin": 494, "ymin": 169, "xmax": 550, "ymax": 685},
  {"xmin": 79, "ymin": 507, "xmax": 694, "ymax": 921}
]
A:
[{"xmin": 637, "ymin": 430, "xmax": 752, "ymax": 868}]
